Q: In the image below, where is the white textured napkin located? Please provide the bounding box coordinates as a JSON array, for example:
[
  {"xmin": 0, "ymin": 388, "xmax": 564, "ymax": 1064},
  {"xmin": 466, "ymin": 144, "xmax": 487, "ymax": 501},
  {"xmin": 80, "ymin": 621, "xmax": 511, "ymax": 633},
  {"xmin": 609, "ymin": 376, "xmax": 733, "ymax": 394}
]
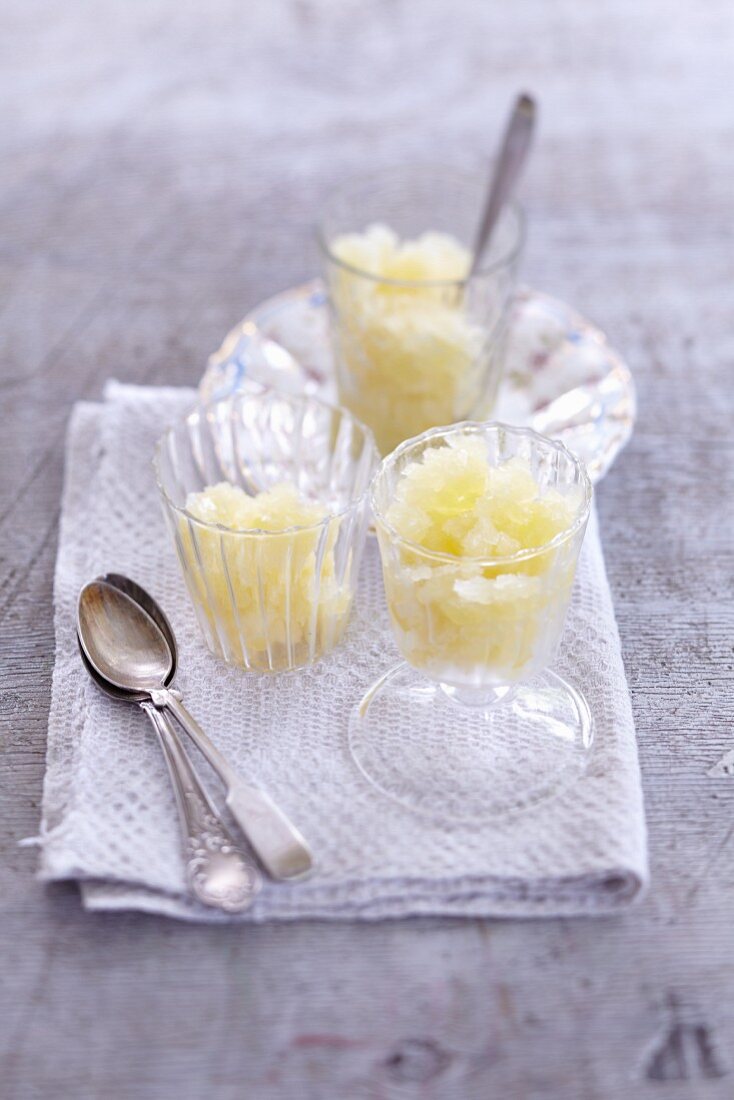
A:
[{"xmin": 39, "ymin": 382, "xmax": 648, "ymax": 921}]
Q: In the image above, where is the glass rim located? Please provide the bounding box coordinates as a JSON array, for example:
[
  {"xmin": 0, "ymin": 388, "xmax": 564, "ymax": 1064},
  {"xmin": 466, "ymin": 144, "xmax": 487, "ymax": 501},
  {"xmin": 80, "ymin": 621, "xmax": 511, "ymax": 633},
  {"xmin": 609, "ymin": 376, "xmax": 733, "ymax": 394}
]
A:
[
  {"xmin": 154, "ymin": 390, "xmax": 379, "ymax": 538},
  {"xmin": 370, "ymin": 421, "xmax": 593, "ymax": 567},
  {"xmin": 315, "ymin": 164, "xmax": 526, "ymax": 288}
]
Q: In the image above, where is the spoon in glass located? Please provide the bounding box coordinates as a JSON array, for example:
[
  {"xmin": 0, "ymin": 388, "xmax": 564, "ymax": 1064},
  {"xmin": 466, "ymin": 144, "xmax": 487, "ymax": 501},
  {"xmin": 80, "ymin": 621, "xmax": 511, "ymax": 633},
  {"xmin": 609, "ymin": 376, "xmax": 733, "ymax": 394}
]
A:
[
  {"xmin": 77, "ymin": 576, "xmax": 314, "ymax": 882},
  {"xmin": 469, "ymin": 91, "xmax": 537, "ymax": 278}
]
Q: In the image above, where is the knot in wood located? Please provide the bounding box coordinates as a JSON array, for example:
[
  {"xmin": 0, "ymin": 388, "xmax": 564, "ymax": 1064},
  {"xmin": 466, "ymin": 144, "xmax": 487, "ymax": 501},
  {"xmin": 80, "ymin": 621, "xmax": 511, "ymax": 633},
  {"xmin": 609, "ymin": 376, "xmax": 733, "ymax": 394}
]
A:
[{"xmin": 383, "ymin": 1038, "xmax": 451, "ymax": 1083}]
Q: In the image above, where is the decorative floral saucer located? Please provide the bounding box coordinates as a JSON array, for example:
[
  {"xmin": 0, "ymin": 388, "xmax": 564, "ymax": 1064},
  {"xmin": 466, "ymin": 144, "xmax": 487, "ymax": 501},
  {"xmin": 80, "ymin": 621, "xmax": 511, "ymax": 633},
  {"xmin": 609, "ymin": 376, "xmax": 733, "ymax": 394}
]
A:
[{"xmin": 200, "ymin": 280, "xmax": 635, "ymax": 482}]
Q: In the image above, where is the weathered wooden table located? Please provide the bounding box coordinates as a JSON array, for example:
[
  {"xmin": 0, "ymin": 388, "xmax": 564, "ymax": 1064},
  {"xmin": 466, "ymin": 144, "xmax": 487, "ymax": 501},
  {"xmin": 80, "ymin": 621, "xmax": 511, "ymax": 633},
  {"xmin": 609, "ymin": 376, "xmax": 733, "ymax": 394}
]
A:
[{"xmin": 2, "ymin": 2, "xmax": 733, "ymax": 1097}]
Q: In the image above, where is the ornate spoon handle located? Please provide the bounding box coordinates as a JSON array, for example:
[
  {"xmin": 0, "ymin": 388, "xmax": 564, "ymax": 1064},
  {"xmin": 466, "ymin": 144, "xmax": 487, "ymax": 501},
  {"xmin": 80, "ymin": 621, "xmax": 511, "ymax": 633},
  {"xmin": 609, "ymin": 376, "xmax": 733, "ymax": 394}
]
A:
[
  {"xmin": 152, "ymin": 688, "xmax": 313, "ymax": 882},
  {"xmin": 140, "ymin": 701, "xmax": 261, "ymax": 912}
]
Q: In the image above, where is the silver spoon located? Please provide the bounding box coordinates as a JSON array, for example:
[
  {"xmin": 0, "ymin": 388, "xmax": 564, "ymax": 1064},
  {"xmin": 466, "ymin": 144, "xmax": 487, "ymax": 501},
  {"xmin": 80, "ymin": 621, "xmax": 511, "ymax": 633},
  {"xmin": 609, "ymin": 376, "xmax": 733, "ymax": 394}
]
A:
[
  {"xmin": 469, "ymin": 92, "xmax": 536, "ymax": 278},
  {"xmin": 78, "ymin": 635, "xmax": 261, "ymax": 913},
  {"xmin": 77, "ymin": 577, "xmax": 314, "ymax": 881}
]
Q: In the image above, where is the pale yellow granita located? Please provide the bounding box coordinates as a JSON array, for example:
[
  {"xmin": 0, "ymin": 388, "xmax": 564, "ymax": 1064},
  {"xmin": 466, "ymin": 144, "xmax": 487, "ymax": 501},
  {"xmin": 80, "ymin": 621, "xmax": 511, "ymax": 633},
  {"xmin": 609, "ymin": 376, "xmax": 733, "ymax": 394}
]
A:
[
  {"xmin": 179, "ymin": 481, "xmax": 351, "ymax": 671},
  {"xmin": 328, "ymin": 224, "xmax": 486, "ymax": 454},
  {"xmin": 377, "ymin": 437, "xmax": 585, "ymax": 687}
]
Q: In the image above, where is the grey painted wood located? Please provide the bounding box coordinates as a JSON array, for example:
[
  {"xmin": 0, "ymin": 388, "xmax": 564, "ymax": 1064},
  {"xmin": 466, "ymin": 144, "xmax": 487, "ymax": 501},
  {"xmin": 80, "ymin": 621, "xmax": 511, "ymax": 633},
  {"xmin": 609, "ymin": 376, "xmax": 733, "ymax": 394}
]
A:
[{"xmin": 1, "ymin": 2, "xmax": 733, "ymax": 1097}]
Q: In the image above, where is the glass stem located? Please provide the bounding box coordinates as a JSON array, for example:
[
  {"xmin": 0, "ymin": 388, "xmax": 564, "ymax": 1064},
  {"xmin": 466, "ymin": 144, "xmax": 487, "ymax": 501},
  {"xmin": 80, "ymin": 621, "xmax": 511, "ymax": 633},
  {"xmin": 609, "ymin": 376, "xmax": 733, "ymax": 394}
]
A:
[{"xmin": 439, "ymin": 682, "xmax": 518, "ymax": 709}]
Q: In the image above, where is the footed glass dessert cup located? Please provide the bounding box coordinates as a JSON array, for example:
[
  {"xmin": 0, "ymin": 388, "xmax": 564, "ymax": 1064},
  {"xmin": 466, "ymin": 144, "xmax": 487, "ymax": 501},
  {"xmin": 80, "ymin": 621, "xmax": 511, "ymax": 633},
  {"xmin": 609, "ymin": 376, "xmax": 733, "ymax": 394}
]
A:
[
  {"xmin": 350, "ymin": 422, "xmax": 594, "ymax": 820},
  {"xmin": 155, "ymin": 391, "xmax": 378, "ymax": 673},
  {"xmin": 317, "ymin": 165, "xmax": 524, "ymax": 455}
]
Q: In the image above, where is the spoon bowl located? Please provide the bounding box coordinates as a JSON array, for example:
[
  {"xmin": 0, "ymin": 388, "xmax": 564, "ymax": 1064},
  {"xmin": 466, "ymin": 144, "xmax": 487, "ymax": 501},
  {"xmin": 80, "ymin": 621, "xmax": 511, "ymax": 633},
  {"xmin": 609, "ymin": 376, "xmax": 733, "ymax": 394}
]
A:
[
  {"xmin": 78, "ymin": 640, "xmax": 140, "ymax": 702},
  {"xmin": 103, "ymin": 573, "xmax": 179, "ymax": 679},
  {"xmin": 78, "ymin": 581, "xmax": 173, "ymax": 693}
]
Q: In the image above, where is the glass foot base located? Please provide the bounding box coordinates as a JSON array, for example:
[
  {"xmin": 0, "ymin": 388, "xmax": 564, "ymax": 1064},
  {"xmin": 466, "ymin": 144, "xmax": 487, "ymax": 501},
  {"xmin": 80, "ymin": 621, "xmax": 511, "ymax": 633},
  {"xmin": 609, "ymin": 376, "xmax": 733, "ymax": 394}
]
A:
[{"xmin": 349, "ymin": 664, "xmax": 593, "ymax": 821}]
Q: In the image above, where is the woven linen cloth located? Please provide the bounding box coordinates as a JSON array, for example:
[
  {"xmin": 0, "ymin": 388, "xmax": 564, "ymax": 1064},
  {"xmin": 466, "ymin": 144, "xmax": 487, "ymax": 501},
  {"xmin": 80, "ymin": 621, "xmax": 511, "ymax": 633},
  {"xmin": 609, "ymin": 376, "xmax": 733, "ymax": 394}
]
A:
[{"xmin": 38, "ymin": 381, "xmax": 648, "ymax": 921}]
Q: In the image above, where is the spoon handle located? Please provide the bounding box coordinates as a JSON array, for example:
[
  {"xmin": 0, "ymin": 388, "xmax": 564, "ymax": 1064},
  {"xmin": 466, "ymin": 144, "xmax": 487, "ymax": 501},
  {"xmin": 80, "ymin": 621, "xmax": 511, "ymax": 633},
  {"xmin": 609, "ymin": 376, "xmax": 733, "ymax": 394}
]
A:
[
  {"xmin": 140, "ymin": 701, "xmax": 261, "ymax": 912},
  {"xmin": 469, "ymin": 92, "xmax": 536, "ymax": 278},
  {"xmin": 152, "ymin": 688, "xmax": 314, "ymax": 882}
]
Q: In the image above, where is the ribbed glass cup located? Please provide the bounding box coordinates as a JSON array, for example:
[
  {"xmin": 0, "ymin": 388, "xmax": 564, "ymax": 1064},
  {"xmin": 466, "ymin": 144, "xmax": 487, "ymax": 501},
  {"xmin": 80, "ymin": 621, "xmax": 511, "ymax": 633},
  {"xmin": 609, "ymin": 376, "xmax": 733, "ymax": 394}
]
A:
[
  {"xmin": 155, "ymin": 392, "xmax": 378, "ymax": 673},
  {"xmin": 371, "ymin": 422, "xmax": 592, "ymax": 699},
  {"xmin": 317, "ymin": 165, "xmax": 524, "ymax": 455}
]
